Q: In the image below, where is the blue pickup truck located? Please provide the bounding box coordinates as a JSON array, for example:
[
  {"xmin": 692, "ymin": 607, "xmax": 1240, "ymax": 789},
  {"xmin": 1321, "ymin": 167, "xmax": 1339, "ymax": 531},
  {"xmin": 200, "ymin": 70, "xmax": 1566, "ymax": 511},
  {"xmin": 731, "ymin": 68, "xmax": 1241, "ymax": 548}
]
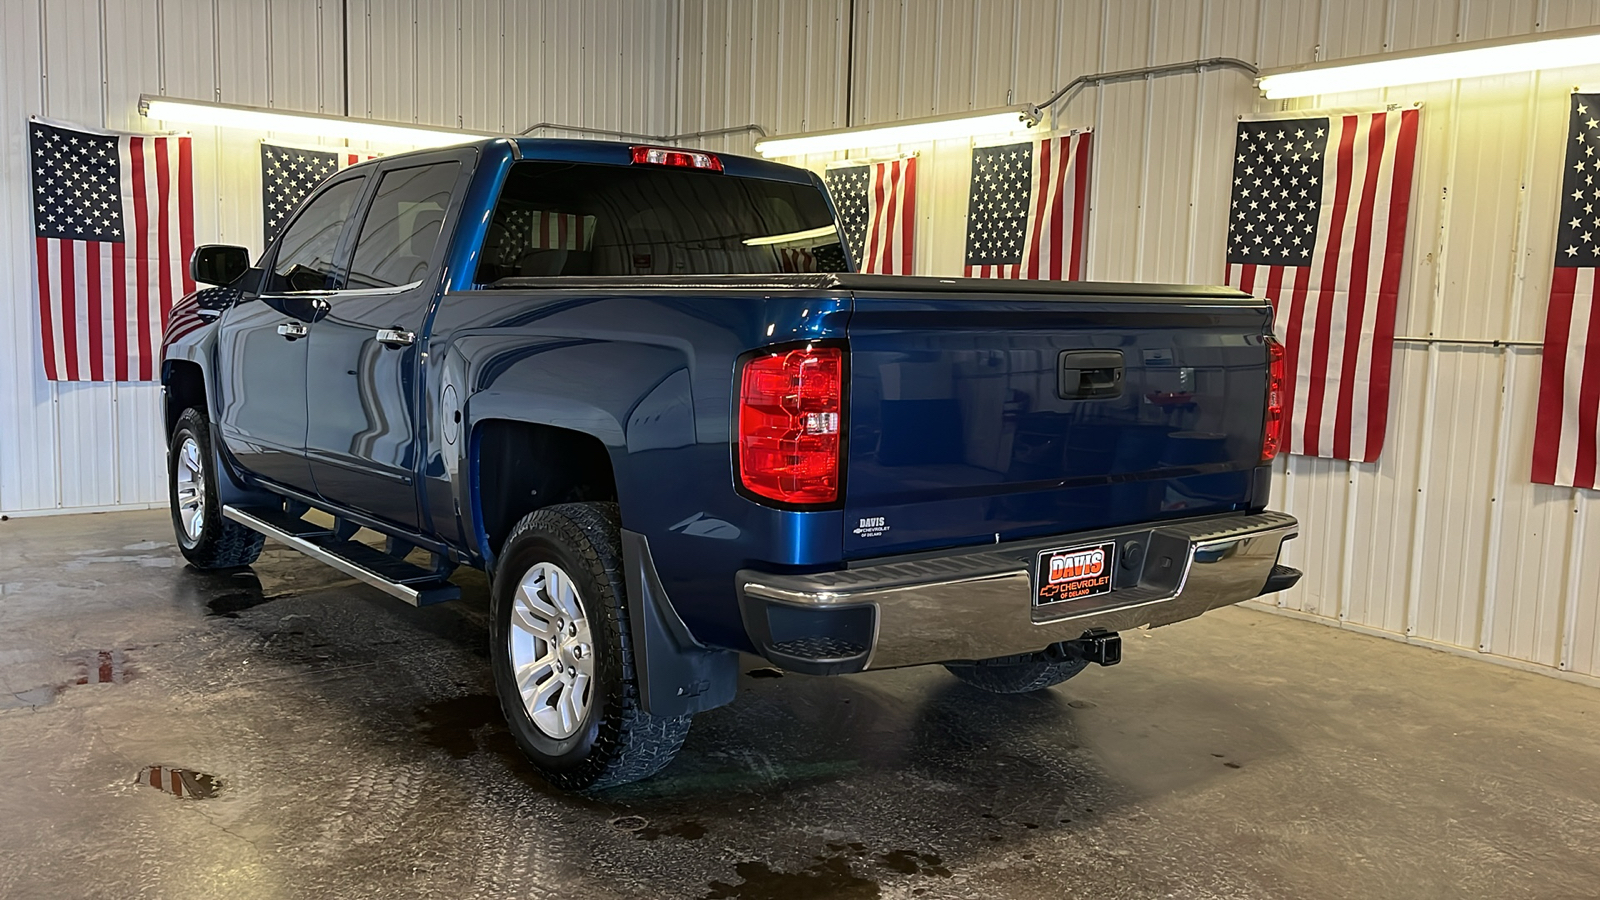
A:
[{"xmin": 161, "ymin": 138, "xmax": 1300, "ymax": 789}]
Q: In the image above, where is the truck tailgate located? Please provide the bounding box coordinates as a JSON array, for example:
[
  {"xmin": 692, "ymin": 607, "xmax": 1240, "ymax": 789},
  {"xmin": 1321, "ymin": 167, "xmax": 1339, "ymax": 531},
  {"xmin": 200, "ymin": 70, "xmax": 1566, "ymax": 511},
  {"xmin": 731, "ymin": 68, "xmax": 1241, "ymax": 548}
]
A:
[{"xmin": 842, "ymin": 279, "xmax": 1274, "ymax": 559}]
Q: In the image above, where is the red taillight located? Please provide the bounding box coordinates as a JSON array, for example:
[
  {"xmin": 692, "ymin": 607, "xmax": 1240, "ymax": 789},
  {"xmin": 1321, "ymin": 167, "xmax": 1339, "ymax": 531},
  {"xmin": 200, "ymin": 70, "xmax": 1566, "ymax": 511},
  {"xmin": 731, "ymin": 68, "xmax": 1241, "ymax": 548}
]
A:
[
  {"xmin": 630, "ymin": 145, "xmax": 724, "ymax": 172},
  {"xmin": 1262, "ymin": 336, "xmax": 1286, "ymax": 462},
  {"xmin": 738, "ymin": 346, "xmax": 844, "ymax": 505}
]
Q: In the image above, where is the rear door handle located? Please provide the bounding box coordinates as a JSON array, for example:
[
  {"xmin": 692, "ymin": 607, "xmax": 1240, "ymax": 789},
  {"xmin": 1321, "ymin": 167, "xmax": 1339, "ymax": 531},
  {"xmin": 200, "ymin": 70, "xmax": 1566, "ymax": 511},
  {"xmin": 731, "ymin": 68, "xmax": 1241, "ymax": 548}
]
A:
[
  {"xmin": 276, "ymin": 321, "xmax": 308, "ymax": 340},
  {"xmin": 375, "ymin": 328, "xmax": 416, "ymax": 348}
]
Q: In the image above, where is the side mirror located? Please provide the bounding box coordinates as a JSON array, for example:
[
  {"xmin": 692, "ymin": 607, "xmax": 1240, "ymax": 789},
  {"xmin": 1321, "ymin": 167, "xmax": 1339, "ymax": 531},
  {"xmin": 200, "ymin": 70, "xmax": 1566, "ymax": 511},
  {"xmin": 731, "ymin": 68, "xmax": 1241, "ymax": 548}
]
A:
[{"xmin": 190, "ymin": 244, "xmax": 251, "ymax": 287}]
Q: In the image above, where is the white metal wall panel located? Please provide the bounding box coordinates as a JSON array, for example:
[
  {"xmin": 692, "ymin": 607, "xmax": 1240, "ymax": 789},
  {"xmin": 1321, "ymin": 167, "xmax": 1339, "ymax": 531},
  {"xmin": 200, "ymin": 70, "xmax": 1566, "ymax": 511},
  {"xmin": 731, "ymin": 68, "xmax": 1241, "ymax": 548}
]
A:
[
  {"xmin": 0, "ymin": 0, "xmax": 675, "ymax": 516},
  {"xmin": 677, "ymin": 0, "xmax": 1600, "ymax": 682}
]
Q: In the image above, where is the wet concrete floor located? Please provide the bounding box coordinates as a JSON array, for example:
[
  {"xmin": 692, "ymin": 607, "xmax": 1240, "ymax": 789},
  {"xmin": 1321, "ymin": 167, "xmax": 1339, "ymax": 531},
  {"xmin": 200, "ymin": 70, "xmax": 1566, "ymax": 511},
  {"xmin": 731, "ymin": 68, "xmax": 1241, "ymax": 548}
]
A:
[{"xmin": 2, "ymin": 509, "xmax": 1599, "ymax": 899}]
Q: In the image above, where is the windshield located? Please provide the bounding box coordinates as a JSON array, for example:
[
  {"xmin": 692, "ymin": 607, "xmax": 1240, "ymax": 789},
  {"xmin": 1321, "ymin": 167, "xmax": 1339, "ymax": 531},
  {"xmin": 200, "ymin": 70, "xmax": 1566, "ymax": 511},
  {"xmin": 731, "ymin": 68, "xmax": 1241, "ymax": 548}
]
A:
[{"xmin": 476, "ymin": 160, "xmax": 847, "ymax": 281}]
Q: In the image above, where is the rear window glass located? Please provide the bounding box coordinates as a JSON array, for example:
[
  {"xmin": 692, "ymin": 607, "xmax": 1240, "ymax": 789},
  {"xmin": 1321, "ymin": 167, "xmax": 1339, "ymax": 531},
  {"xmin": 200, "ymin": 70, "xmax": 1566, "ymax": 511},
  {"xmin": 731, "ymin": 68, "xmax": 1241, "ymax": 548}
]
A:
[{"xmin": 476, "ymin": 161, "xmax": 846, "ymax": 282}]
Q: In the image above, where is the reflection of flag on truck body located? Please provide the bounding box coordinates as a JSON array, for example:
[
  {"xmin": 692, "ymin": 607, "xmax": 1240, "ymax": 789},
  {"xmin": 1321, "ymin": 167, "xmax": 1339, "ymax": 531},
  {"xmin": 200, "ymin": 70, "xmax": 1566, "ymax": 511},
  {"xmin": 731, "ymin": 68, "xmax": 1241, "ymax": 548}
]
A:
[
  {"xmin": 1224, "ymin": 109, "xmax": 1420, "ymax": 463},
  {"xmin": 825, "ymin": 156, "xmax": 916, "ymax": 274},
  {"xmin": 28, "ymin": 119, "xmax": 193, "ymax": 382},
  {"xmin": 261, "ymin": 142, "xmax": 377, "ymax": 245},
  {"xmin": 1533, "ymin": 93, "xmax": 1600, "ymax": 489},
  {"xmin": 963, "ymin": 132, "xmax": 1091, "ymax": 280}
]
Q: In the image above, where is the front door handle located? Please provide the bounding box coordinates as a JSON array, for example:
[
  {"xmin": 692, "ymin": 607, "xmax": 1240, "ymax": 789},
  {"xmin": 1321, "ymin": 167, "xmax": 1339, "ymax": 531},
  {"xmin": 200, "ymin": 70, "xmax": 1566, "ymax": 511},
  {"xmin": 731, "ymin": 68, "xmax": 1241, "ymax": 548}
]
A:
[
  {"xmin": 376, "ymin": 328, "xmax": 416, "ymax": 348},
  {"xmin": 276, "ymin": 321, "xmax": 308, "ymax": 341}
]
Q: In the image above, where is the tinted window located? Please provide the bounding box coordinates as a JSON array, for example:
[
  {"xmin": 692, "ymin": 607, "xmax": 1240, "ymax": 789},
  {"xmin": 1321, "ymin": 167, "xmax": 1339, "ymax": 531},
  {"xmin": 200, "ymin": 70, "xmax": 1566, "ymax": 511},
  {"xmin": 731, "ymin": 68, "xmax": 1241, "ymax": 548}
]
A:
[
  {"xmin": 476, "ymin": 161, "xmax": 845, "ymax": 282},
  {"xmin": 267, "ymin": 177, "xmax": 365, "ymax": 293},
  {"xmin": 346, "ymin": 162, "xmax": 461, "ymax": 290}
]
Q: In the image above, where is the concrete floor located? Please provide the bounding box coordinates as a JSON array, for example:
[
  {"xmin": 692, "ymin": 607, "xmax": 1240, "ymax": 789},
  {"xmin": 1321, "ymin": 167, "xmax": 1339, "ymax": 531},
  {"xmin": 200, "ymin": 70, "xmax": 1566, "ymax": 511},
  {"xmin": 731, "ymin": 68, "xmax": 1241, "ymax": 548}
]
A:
[{"xmin": 2, "ymin": 511, "xmax": 1598, "ymax": 899}]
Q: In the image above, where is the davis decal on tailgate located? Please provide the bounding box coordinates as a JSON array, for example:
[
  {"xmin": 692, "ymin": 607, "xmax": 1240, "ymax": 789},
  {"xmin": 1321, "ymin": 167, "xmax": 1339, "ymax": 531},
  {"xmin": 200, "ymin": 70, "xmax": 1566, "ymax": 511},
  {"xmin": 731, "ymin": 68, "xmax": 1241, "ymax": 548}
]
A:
[{"xmin": 1035, "ymin": 541, "xmax": 1116, "ymax": 606}]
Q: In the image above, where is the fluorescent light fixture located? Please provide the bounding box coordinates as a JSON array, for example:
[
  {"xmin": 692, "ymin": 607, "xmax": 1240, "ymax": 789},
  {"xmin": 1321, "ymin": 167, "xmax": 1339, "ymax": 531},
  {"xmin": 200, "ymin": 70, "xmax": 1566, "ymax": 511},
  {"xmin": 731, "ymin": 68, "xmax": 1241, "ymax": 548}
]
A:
[
  {"xmin": 754, "ymin": 106, "xmax": 1037, "ymax": 158},
  {"xmin": 743, "ymin": 225, "xmax": 839, "ymax": 246},
  {"xmin": 139, "ymin": 95, "xmax": 494, "ymax": 147},
  {"xmin": 1258, "ymin": 25, "xmax": 1600, "ymax": 99}
]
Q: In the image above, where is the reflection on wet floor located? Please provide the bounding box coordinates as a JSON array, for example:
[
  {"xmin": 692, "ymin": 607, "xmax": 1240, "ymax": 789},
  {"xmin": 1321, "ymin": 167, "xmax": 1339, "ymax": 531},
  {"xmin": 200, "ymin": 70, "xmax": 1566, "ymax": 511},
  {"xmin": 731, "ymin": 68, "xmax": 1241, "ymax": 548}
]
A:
[
  {"xmin": 70, "ymin": 648, "xmax": 134, "ymax": 685},
  {"xmin": 137, "ymin": 765, "xmax": 221, "ymax": 800}
]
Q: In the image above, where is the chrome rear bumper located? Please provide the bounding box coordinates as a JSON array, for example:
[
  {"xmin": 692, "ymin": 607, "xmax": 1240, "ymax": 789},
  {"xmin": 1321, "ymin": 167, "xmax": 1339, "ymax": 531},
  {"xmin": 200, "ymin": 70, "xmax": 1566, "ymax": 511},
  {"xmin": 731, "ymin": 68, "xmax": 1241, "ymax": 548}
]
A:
[{"xmin": 737, "ymin": 511, "xmax": 1298, "ymax": 672}]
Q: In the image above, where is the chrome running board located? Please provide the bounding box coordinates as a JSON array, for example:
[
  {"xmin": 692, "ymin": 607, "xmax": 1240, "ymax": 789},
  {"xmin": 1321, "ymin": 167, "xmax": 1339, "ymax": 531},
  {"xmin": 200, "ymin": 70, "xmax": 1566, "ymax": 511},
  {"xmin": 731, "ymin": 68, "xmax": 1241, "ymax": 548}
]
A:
[{"xmin": 223, "ymin": 504, "xmax": 460, "ymax": 607}]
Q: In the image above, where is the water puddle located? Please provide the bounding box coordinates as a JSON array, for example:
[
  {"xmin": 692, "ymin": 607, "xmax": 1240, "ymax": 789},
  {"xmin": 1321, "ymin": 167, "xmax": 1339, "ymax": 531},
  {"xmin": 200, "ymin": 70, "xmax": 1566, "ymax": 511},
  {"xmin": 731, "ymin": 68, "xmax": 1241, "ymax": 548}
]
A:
[
  {"xmin": 875, "ymin": 850, "xmax": 950, "ymax": 878},
  {"xmin": 638, "ymin": 820, "xmax": 708, "ymax": 841},
  {"xmin": 746, "ymin": 668, "xmax": 785, "ymax": 679},
  {"xmin": 70, "ymin": 649, "xmax": 134, "ymax": 685},
  {"xmin": 703, "ymin": 853, "xmax": 879, "ymax": 900},
  {"xmin": 136, "ymin": 765, "xmax": 221, "ymax": 800},
  {"xmin": 1, "ymin": 685, "xmax": 63, "ymax": 710}
]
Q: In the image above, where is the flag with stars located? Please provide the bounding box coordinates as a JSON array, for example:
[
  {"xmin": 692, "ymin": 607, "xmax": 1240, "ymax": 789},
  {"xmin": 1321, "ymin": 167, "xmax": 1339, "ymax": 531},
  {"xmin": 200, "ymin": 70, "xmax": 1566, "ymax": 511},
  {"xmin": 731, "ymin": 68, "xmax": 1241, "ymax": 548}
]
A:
[
  {"xmin": 28, "ymin": 118, "xmax": 193, "ymax": 382},
  {"xmin": 262, "ymin": 141, "xmax": 376, "ymax": 245},
  {"xmin": 963, "ymin": 132, "xmax": 1091, "ymax": 280},
  {"xmin": 824, "ymin": 155, "xmax": 917, "ymax": 274},
  {"xmin": 1226, "ymin": 109, "xmax": 1420, "ymax": 463},
  {"xmin": 1533, "ymin": 93, "xmax": 1600, "ymax": 489}
]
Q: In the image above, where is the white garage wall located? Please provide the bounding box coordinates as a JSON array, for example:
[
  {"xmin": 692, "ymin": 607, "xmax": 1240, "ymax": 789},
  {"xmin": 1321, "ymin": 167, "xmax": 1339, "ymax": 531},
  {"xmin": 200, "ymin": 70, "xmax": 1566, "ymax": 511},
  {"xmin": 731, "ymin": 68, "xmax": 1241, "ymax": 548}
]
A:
[
  {"xmin": 676, "ymin": 0, "xmax": 1600, "ymax": 683},
  {"xmin": 0, "ymin": 0, "xmax": 676, "ymax": 517}
]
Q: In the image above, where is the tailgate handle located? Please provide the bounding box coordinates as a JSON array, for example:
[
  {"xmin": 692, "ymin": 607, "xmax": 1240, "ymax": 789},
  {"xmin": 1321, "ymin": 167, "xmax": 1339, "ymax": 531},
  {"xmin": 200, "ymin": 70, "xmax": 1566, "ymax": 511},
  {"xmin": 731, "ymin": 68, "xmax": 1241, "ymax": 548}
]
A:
[{"xmin": 1059, "ymin": 350, "xmax": 1124, "ymax": 400}]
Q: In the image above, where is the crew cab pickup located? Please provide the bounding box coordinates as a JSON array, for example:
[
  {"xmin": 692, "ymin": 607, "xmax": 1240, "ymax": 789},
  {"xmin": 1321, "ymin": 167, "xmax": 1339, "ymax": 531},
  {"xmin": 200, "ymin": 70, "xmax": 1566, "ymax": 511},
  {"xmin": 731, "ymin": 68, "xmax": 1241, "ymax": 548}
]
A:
[{"xmin": 162, "ymin": 138, "xmax": 1301, "ymax": 789}]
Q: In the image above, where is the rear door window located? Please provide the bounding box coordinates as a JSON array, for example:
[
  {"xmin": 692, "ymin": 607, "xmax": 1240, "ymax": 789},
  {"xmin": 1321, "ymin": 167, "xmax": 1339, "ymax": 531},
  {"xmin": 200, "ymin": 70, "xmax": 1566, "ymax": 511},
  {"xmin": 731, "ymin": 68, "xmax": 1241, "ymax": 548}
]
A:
[
  {"xmin": 266, "ymin": 176, "xmax": 365, "ymax": 293},
  {"xmin": 345, "ymin": 161, "xmax": 462, "ymax": 290},
  {"xmin": 476, "ymin": 161, "xmax": 845, "ymax": 282}
]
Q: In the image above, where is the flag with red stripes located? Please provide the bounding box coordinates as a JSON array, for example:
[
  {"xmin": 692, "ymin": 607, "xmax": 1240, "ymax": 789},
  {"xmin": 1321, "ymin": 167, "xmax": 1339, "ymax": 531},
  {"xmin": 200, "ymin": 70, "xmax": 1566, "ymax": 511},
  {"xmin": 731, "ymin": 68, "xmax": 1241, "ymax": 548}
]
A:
[
  {"xmin": 28, "ymin": 118, "xmax": 192, "ymax": 382},
  {"xmin": 1225, "ymin": 109, "xmax": 1420, "ymax": 463},
  {"xmin": 262, "ymin": 141, "xmax": 378, "ymax": 245},
  {"xmin": 825, "ymin": 155, "xmax": 917, "ymax": 274},
  {"xmin": 963, "ymin": 131, "xmax": 1091, "ymax": 280},
  {"xmin": 491, "ymin": 208, "xmax": 598, "ymax": 259},
  {"xmin": 1533, "ymin": 93, "xmax": 1600, "ymax": 489}
]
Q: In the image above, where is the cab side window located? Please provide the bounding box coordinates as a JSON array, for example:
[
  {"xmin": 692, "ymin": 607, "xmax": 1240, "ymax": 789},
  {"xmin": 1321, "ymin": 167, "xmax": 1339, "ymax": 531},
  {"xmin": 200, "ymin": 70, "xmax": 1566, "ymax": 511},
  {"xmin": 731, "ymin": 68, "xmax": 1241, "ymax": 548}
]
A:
[
  {"xmin": 345, "ymin": 162, "xmax": 461, "ymax": 290},
  {"xmin": 265, "ymin": 176, "xmax": 365, "ymax": 293}
]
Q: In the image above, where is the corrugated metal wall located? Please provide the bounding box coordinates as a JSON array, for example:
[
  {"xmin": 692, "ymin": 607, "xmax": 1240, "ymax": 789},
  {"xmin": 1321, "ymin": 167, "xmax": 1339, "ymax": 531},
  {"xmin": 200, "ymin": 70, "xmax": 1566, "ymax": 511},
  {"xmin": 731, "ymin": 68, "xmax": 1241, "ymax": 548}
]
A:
[
  {"xmin": 676, "ymin": 0, "xmax": 1600, "ymax": 683},
  {"xmin": 0, "ymin": 0, "xmax": 676, "ymax": 516},
  {"xmin": 3, "ymin": 0, "xmax": 1597, "ymax": 684}
]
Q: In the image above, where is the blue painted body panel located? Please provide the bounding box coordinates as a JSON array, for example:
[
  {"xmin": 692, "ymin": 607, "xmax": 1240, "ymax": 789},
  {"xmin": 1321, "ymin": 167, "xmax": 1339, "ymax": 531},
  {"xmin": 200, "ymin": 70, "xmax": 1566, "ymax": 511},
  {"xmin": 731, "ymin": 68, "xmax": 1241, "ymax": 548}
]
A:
[
  {"xmin": 841, "ymin": 288, "xmax": 1272, "ymax": 558},
  {"xmin": 164, "ymin": 138, "xmax": 1277, "ymax": 658}
]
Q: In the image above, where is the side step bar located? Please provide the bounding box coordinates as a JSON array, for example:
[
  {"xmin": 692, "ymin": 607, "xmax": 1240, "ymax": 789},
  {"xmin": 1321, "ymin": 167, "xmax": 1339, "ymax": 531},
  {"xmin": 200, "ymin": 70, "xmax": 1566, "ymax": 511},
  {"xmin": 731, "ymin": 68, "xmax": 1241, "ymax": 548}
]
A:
[{"xmin": 223, "ymin": 505, "xmax": 460, "ymax": 607}]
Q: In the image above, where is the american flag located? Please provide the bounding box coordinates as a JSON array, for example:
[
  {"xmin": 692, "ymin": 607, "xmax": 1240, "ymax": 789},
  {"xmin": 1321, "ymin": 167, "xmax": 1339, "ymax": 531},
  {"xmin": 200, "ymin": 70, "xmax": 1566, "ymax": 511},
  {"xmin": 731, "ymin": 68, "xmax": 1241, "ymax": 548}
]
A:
[
  {"xmin": 825, "ymin": 156, "xmax": 916, "ymax": 274},
  {"xmin": 963, "ymin": 132, "xmax": 1091, "ymax": 280},
  {"xmin": 492, "ymin": 207, "xmax": 597, "ymax": 254},
  {"xmin": 29, "ymin": 119, "xmax": 192, "ymax": 382},
  {"xmin": 1533, "ymin": 93, "xmax": 1600, "ymax": 489},
  {"xmin": 1225, "ymin": 109, "xmax": 1420, "ymax": 463},
  {"xmin": 262, "ymin": 142, "xmax": 375, "ymax": 245}
]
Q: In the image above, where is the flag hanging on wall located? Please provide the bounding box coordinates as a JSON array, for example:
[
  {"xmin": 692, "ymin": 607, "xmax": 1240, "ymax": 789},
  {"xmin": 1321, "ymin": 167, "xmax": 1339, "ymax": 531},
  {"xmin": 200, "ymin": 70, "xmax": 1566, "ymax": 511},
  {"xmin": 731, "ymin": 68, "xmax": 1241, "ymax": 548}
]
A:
[
  {"xmin": 963, "ymin": 131, "xmax": 1091, "ymax": 280},
  {"xmin": 27, "ymin": 118, "xmax": 193, "ymax": 382},
  {"xmin": 1225, "ymin": 108, "xmax": 1420, "ymax": 463},
  {"xmin": 1533, "ymin": 93, "xmax": 1600, "ymax": 490},
  {"xmin": 825, "ymin": 155, "xmax": 917, "ymax": 274},
  {"xmin": 262, "ymin": 141, "xmax": 377, "ymax": 245}
]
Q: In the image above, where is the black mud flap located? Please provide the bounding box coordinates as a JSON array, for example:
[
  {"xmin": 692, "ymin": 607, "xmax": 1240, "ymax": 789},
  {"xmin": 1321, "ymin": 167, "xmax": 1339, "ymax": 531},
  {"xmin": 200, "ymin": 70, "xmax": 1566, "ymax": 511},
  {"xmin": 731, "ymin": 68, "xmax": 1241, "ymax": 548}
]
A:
[{"xmin": 621, "ymin": 530, "xmax": 738, "ymax": 718}]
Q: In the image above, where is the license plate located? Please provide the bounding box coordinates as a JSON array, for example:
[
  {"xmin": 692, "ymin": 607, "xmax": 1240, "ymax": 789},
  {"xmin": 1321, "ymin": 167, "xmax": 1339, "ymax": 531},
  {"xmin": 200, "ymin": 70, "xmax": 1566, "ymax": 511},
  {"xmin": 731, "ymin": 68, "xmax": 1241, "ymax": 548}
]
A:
[{"xmin": 1035, "ymin": 541, "xmax": 1116, "ymax": 606}]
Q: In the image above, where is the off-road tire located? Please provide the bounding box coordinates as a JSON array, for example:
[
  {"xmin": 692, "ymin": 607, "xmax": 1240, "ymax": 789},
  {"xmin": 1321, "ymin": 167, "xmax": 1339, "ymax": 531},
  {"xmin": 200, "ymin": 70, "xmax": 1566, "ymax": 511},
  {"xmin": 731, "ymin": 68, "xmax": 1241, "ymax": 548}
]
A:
[
  {"xmin": 944, "ymin": 654, "xmax": 1089, "ymax": 694},
  {"xmin": 490, "ymin": 502, "xmax": 690, "ymax": 790},
  {"xmin": 168, "ymin": 407, "xmax": 265, "ymax": 569}
]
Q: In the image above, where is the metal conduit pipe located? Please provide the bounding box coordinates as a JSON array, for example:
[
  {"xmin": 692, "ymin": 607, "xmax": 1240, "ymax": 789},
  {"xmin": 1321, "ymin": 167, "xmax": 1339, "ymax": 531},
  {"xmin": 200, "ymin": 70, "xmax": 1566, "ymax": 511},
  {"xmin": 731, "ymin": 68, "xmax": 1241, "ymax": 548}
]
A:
[
  {"xmin": 1030, "ymin": 56, "xmax": 1259, "ymax": 116},
  {"xmin": 516, "ymin": 122, "xmax": 768, "ymax": 142},
  {"xmin": 516, "ymin": 59, "xmax": 1253, "ymax": 150}
]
